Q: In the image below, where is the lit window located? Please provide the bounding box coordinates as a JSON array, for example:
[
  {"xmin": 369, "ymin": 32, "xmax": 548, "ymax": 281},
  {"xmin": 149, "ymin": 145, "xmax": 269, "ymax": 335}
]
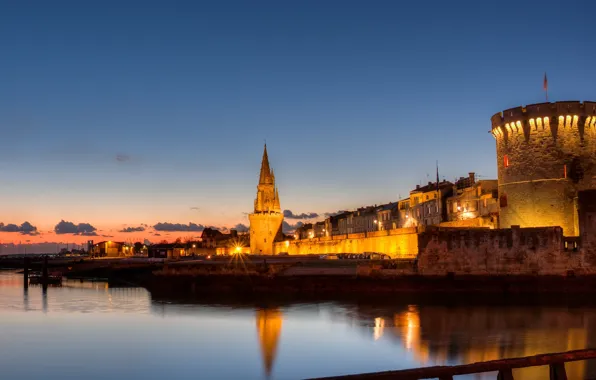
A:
[
  {"xmin": 504, "ymin": 155, "xmax": 509, "ymax": 167},
  {"xmin": 564, "ymin": 164, "xmax": 567, "ymax": 179}
]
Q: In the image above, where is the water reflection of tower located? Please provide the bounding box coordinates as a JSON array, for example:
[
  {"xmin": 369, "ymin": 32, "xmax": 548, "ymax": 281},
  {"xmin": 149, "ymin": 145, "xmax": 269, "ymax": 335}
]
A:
[{"xmin": 256, "ymin": 308, "xmax": 283, "ymax": 379}]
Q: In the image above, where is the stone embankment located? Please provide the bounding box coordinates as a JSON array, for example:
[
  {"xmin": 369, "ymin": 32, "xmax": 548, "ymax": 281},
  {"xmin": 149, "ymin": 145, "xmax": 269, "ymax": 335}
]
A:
[{"xmin": 6, "ymin": 255, "xmax": 596, "ymax": 297}]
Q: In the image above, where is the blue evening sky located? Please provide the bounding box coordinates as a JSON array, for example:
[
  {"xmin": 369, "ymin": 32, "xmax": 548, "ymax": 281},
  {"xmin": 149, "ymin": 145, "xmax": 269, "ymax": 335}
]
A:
[{"xmin": 1, "ymin": 0, "xmax": 595, "ymax": 234}]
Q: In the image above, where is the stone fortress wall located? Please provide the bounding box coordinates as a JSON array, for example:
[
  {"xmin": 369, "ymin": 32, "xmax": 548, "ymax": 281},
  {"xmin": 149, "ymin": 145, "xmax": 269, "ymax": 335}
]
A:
[
  {"xmin": 416, "ymin": 226, "xmax": 586, "ymax": 275},
  {"xmin": 491, "ymin": 101, "xmax": 596, "ymax": 236},
  {"xmin": 272, "ymin": 227, "xmax": 419, "ymax": 258}
]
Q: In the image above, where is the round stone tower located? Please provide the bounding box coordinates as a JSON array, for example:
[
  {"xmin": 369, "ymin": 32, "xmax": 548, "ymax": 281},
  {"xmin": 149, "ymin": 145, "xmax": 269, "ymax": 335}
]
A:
[{"xmin": 491, "ymin": 101, "xmax": 596, "ymax": 236}]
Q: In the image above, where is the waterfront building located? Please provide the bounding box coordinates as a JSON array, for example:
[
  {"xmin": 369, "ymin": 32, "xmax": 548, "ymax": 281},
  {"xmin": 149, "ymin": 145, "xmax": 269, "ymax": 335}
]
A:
[
  {"xmin": 397, "ymin": 198, "xmax": 411, "ymax": 227},
  {"xmin": 324, "ymin": 211, "xmax": 350, "ymax": 236},
  {"xmin": 444, "ymin": 173, "xmax": 499, "ymax": 228},
  {"xmin": 294, "ymin": 223, "xmax": 313, "ymax": 239},
  {"xmin": 491, "ymin": 101, "xmax": 596, "ymax": 236},
  {"xmin": 147, "ymin": 243, "xmax": 185, "ymax": 259},
  {"xmin": 313, "ymin": 221, "xmax": 326, "ymax": 238},
  {"xmin": 352, "ymin": 206, "xmax": 378, "ymax": 233},
  {"xmin": 249, "ymin": 145, "xmax": 284, "ymax": 254},
  {"xmin": 337, "ymin": 212, "xmax": 350, "ymax": 235},
  {"xmin": 90, "ymin": 241, "xmax": 133, "ymax": 257},
  {"xmin": 376, "ymin": 202, "xmax": 398, "ymax": 231},
  {"xmin": 408, "ymin": 181, "xmax": 453, "ymax": 227}
]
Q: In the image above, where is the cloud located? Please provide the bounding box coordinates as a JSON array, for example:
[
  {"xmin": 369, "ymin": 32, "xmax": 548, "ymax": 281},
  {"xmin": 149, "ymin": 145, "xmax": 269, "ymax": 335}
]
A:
[
  {"xmin": 232, "ymin": 223, "xmax": 249, "ymax": 233},
  {"xmin": 0, "ymin": 221, "xmax": 39, "ymax": 235},
  {"xmin": 283, "ymin": 210, "xmax": 319, "ymax": 219},
  {"xmin": 54, "ymin": 220, "xmax": 97, "ymax": 235},
  {"xmin": 282, "ymin": 221, "xmax": 304, "ymax": 233},
  {"xmin": 153, "ymin": 222, "xmax": 205, "ymax": 232},
  {"xmin": 190, "ymin": 207, "xmax": 200, "ymax": 211},
  {"xmin": 80, "ymin": 232, "xmax": 98, "ymax": 236},
  {"xmin": 101, "ymin": 235, "xmax": 114, "ymax": 238},
  {"xmin": 324, "ymin": 210, "xmax": 347, "ymax": 217},
  {"xmin": 119, "ymin": 226, "xmax": 145, "ymax": 233},
  {"xmin": 116, "ymin": 154, "xmax": 131, "ymax": 162}
]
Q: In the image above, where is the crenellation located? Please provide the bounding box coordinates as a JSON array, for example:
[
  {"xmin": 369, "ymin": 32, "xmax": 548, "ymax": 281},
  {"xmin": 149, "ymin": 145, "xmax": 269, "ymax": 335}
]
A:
[{"xmin": 494, "ymin": 101, "xmax": 596, "ymax": 236}]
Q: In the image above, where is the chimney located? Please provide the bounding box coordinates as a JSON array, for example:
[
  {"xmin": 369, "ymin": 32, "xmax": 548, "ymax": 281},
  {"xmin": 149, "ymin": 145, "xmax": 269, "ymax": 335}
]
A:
[
  {"xmin": 469, "ymin": 172, "xmax": 476, "ymax": 184},
  {"xmin": 416, "ymin": 185, "xmax": 420, "ymax": 190}
]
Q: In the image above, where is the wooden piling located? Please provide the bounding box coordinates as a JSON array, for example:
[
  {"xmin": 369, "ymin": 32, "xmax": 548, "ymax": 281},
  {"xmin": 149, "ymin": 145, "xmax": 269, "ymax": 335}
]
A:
[
  {"xmin": 23, "ymin": 257, "xmax": 29, "ymax": 288},
  {"xmin": 42, "ymin": 255, "xmax": 48, "ymax": 283}
]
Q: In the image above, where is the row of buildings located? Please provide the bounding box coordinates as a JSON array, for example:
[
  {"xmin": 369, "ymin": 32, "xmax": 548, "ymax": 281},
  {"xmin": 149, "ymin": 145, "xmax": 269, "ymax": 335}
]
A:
[
  {"xmin": 294, "ymin": 172, "xmax": 499, "ymax": 239},
  {"xmin": 88, "ymin": 228, "xmax": 248, "ymax": 258}
]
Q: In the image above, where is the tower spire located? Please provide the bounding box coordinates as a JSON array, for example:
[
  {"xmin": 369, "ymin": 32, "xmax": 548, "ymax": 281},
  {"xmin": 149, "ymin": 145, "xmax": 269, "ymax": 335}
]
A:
[{"xmin": 259, "ymin": 144, "xmax": 273, "ymax": 184}]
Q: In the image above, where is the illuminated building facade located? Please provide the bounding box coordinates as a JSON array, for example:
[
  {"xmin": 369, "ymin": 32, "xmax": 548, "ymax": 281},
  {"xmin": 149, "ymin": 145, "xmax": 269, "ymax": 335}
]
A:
[
  {"xmin": 445, "ymin": 173, "xmax": 498, "ymax": 227},
  {"xmin": 249, "ymin": 145, "xmax": 284, "ymax": 254},
  {"xmin": 405, "ymin": 181, "xmax": 453, "ymax": 227},
  {"xmin": 491, "ymin": 101, "xmax": 596, "ymax": 236}
]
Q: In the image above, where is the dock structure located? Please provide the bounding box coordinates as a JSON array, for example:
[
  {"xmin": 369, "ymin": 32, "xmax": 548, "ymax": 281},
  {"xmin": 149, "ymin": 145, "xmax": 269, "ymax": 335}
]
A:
[{"xmin": 309, "ymin": 348, "xmax": 596, "ymax": 380}]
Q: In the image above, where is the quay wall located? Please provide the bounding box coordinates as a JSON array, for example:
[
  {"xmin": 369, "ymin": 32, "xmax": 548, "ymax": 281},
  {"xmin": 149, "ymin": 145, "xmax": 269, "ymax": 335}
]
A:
[
  {"xmin": 416, "ymin": 226, "xmax": 587, "ymax": 275},
  {"xmin": 272, "ymin": 227, "xmax": 419, "ymax": 258}
]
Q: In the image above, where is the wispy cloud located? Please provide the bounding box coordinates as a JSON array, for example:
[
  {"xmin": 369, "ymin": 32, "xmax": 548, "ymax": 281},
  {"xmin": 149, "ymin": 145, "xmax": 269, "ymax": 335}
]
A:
[
  {"xmin": 283, "ymin": 210, "xmax": 319, "ymax": 219},
  {"xmin": 119, "ymin": 226, "xmax": 145, "ymax": 233},
  {"xmin": 282, "ymin": 221, "xmax": 304, "ymax": 233},
  {"xmin": 115, "ymin": 154, "xmax": 131, "ymax": 163},
  {"xmin": 153, "ymin": 222, "xmax": 205, "ymax": 232},
  {"xmin": 232, "ymin": 223, "xmax": 249, "ymax": 232}
]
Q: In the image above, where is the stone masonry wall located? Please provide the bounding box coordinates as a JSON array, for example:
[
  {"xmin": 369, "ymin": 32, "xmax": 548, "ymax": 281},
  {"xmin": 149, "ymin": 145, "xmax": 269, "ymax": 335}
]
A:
[
  {"xmin": 417, "ymin": 226, "xmax": 585, "ymax": 275},
  {"xmin": 273, "ymin": 227, "xmax": 418, "ymax": 258},
  {"xmin": 492, "ymin": 101, "xmax": 596, "ymax": 236}
]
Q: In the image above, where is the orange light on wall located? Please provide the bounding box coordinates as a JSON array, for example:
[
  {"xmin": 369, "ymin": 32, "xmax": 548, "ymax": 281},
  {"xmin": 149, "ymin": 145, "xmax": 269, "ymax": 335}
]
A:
[
  {"xmin": 564, "ymin": 164, "xmax": 567, "ymax": 179},
  {"xmin": 504, "ymin": 155, "xmax": 509, "ymax": 167}
]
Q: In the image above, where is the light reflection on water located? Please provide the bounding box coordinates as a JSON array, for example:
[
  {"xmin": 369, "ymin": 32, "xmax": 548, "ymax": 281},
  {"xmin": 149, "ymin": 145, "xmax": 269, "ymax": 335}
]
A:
[{"xmin": 1, "ymin": 271, "xmax": 596, "ymax": 380}]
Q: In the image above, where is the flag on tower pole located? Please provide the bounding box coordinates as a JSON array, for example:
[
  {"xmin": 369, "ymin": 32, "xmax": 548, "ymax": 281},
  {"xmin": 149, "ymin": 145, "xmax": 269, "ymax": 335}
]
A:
[{"xmin": 543, "ymin": 72, "xmax": 548, "ymax": 102}]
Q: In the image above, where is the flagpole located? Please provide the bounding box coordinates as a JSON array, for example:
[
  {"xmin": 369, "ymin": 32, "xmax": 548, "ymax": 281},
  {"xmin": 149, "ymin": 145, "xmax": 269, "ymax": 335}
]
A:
[{"xmin": 544, "ymin": 72, "xmax": 548, "ymax": 102}]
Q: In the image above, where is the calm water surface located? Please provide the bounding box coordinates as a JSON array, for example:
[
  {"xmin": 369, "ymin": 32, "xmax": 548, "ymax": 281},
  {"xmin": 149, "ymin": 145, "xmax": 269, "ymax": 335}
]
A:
[{"xmin": 1, "ymin": 271, "xmax": 596, "ymax": 380}]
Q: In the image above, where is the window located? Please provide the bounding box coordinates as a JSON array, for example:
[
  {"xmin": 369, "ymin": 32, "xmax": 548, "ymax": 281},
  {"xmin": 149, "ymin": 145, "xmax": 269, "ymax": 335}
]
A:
[
  {"xmin": 483, "ymin": 198, "xmax": 487, "ymax": 207},
  {"xmin": 504, "ymin": 155, "xmax": 509, "ymax": 167},
  {"xmin": 564, "ymin": 164, "xmax": 567, "ymax": 179},
  {"xmin": 500, "ymin": 194, "xmax": 507, "ymax": 208}
]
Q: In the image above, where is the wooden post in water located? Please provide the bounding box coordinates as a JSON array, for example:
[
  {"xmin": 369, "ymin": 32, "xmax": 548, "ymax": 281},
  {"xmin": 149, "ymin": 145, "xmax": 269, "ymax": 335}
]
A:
[
  {"xmin": 42, "ymin": 255, "xmax": 48, "ymax": 283},
  {"xmin": 23, "ymin": 257, "xmax": 29, "ymax": 288}
]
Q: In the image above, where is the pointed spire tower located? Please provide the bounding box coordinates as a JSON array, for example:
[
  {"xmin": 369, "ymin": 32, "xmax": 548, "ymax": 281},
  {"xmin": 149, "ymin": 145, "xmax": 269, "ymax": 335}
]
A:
[
  {"xmin": 259, "ymin": 144, "xmax": 274, "ymax": 185},
  {"xmin": 249, "ymin": 144, "xmax": 284, "ymax": 254}
]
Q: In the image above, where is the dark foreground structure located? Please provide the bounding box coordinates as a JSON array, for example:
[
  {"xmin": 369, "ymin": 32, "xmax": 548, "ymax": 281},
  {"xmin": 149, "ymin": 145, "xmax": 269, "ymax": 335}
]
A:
[{"xmin": 310, "ymin": 349, "xmax": 596, "ymax": 380}]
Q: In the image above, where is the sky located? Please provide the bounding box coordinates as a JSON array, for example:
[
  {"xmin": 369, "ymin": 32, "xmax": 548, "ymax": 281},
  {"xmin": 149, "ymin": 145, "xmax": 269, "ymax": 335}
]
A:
[{"xmin": 1, "ymin": 0, "xmax": 596, "ymax": 246}]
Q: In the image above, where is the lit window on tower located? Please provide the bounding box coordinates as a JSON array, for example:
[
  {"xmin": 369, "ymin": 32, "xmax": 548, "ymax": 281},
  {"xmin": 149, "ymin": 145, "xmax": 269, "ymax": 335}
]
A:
[{"xmin": 504, "ymin": 155, "xmax": 509, "ymax": 167}]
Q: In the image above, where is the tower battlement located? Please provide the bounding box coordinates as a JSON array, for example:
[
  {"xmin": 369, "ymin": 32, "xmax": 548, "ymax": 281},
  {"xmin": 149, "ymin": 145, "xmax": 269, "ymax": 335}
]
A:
[
  {"xmin": 492, "ymin": 100, "xmax": 596, "ymax": 237},
  {"xmin": 491, "ymin": 101, "xmax": 596, "ymax": 140}
]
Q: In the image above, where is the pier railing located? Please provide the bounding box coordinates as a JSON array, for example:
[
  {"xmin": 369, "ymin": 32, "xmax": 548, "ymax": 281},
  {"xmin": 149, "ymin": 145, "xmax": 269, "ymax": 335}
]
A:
[{"xmin": 308, "ymin": 348, "xmax": 596, "ymax": 380}]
